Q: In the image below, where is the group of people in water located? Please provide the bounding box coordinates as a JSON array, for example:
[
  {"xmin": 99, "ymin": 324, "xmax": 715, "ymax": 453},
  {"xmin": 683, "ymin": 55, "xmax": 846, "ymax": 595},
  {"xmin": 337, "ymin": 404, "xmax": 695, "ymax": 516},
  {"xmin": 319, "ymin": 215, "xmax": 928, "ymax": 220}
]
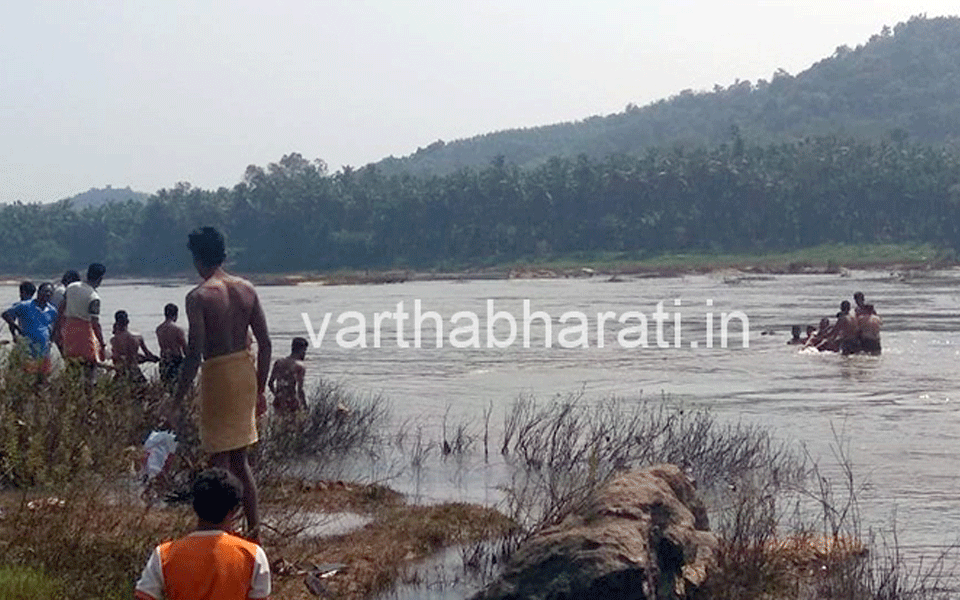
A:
[{"xmin": 787, "ymin": 291, "xmax": 882, "ymax": 355}]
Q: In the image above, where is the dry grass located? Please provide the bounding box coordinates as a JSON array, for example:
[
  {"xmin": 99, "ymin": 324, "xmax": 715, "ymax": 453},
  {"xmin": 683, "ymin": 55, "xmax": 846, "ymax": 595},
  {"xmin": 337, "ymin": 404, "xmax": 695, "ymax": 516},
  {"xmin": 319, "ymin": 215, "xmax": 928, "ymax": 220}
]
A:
[
  {"xmin": 0, "ymin": 361, "xmax": 511, "ymax": 599},
  {"xmin": 267, "ymin": 495, "xmax": 514, "ymax": 599},
  {"xmin": 0, "ymin": 483, "xmax": 192, "ymax": 599},
  {"xmin": 1, "ymin": 355, "xmax": 956, "ymax": 600},
  {"xmin": 498, "ymin": 392, "xmax": 805, "ymax": 534}
]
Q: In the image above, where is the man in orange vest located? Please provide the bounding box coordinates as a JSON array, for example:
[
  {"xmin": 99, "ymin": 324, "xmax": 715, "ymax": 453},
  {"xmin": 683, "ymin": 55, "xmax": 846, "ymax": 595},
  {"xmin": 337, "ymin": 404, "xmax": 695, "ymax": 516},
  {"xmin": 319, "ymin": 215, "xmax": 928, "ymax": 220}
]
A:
[{"xmin": 134, "ymin": 468, "xmax": 271, "ymax": 600}]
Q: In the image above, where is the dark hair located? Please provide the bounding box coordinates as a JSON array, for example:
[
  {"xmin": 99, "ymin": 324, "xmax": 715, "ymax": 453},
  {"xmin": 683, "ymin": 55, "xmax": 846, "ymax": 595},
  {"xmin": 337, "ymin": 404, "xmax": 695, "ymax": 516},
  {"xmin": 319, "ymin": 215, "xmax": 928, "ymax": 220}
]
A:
[
  {"xmin": 164, "ymin": 303, "xmax": 179, "ymax": 319},
  {"xmin": 187, "ymin": 227, "xmax": 226, "ymax": 268},
  {"xmin": 292, "ymin": 337, "xmax": 309, "ymax": 352},
  {"xmin": 87, "ymin": 263, "xmax": 106, "ymax": 282},
  {"xmin": 865, "ymin": 304, "xmax": 875, "ymax": 313},
  {"xmin": 840, "ymin": 300, "xmax": 851, "ymax": 311},
  {"xmin": 114, "ymin": 310, "xmax": 129, "ymax": 325},
  {"xmin": 191, "ymin": 468, "xmax": 242, "ymax": 524},
  {"xmin": 62, "ymin": 270, "xmax": 81, "ymax": 285},
  {"xmin": 37, "ymin": 282, "xmax": 53, "ymax": 296},
  {"xmin": 19, "ymin": 281, "xmax": 36, "ymax": 298}
]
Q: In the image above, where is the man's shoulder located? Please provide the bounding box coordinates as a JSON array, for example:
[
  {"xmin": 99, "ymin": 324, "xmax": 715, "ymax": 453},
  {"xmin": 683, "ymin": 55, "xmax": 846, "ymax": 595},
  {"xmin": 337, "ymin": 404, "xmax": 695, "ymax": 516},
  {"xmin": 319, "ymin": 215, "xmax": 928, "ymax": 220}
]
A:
[{"xmin": 192, "ymin": 274, "xmax": 255, "ymax": 296}]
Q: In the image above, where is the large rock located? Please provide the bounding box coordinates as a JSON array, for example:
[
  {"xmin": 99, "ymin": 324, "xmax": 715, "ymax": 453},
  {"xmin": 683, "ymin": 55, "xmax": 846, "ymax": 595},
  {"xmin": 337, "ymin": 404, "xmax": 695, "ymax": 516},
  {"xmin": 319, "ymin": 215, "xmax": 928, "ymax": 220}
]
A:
[{"xmin": 473, "ymin": 464, "xmax": 717, "ymax": 600}]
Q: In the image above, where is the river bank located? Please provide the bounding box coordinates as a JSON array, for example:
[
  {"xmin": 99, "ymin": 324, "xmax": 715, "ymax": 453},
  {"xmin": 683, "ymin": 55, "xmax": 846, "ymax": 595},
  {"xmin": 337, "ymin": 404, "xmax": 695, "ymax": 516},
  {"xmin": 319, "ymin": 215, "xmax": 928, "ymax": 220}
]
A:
[
  {"xmin": 0, "ymin": 242, "xmax": 949, "ymax": 288},
  {"xmin": 247, "ymin": 242, "xmax": 953, "ymax": 286}
]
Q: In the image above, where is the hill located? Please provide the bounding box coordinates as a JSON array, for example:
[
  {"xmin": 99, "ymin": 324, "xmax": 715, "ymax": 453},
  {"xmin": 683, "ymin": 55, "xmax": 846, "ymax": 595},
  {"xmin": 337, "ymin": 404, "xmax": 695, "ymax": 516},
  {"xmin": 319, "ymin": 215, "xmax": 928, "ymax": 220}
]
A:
[
  {"xmin": 373, "ymin": 15, "xmax": 960, "ymax": 175},
  {"xmin": 63, "ymin": 186, "xmax": 149, "ymax": 210}
]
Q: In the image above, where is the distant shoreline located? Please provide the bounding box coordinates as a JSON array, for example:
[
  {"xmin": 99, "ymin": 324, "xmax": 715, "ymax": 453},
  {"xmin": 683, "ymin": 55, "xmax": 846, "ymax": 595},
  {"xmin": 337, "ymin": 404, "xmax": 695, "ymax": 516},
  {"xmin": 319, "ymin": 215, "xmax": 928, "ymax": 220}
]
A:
[
  {"xmin": 0, "ymin": 243, "xmax": 952, "ymax": 287},
  {"xmin": 246, "ymin": 242, "xmax": 956, "ymax": 286}
]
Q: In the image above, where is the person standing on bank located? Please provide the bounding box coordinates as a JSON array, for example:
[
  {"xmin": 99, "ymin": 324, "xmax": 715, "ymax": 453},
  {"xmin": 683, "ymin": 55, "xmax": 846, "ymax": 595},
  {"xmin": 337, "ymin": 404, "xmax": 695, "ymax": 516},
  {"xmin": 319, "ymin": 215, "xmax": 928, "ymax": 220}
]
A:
[
  {"xmin": 53, "ymin": 263, "xmax": 106, "ymax": 381},
  {"xmin": 171, "ymin": 227, "xmax": 271, "ymax": 542},
  {"xmin": 2, "ymin": 282, "xmax": 58, "ymax": 378}
]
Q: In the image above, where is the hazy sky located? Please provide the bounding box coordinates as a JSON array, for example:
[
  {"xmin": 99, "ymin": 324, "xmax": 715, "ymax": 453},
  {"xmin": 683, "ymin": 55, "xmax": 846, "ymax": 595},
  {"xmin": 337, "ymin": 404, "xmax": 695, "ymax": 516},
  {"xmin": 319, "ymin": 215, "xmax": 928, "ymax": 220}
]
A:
[{"xmin": 2, "ymin": 1, "xmax": 957, "ymax": 204}]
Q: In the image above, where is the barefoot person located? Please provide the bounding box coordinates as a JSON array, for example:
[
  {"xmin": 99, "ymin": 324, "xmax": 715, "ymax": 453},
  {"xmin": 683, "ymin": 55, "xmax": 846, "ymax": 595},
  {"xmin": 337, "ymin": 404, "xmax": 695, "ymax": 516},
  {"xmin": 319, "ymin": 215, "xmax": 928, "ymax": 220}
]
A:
[
  {"xmin": 268, "ymin": 337, "xmax": 308, "ymax": 414},
  {"xmin": 156, "ymin": 303, "xmax": 187, "ymax": 389},
  {"xmin": 172, "ymin": 227, "xmax": 271, "ymax": 542},
  {"xmin": 52, "ymin": 263, "xmax": 106, "ymax": 380},
  {"xmin": 110, "ymin": 310, "xmax": 159, "ymax": 385}
]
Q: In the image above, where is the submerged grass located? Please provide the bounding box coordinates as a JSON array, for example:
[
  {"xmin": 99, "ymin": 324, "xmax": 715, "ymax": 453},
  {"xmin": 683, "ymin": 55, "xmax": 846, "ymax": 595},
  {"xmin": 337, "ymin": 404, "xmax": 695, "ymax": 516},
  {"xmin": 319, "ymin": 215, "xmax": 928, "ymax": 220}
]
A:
[{"xmin": 0, "ymin": 352, "xmax": 956, "ymax": 600}]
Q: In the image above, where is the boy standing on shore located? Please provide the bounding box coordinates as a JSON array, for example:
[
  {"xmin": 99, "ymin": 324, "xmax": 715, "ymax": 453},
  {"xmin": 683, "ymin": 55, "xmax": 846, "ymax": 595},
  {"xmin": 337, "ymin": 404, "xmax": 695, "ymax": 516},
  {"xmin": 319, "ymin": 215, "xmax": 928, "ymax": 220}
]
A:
[{"xmin": 134, "ymin": 468, "xmax": 271, "ymax": 600}]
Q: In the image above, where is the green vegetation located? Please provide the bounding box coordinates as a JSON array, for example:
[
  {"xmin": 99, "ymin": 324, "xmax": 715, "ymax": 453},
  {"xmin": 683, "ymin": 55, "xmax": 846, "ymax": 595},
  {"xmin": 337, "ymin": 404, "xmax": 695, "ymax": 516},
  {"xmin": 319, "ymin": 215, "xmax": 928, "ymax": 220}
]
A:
[
  {"xmin": 4, "ymin": 16, "xmax": 960, "ymax": 277},
  {"xmin": 4, "ymin": 135, "xmax": 960, "ymax": 276},
  {"xmin": 377, "ymin": 16, "xmax": 960, "ymax": 176},
  {"xmin": 0, "ymin": 566, "xmax": 63, "ymax": 600},
  {"xmin": 62, "ymin": 186, "xmax": 148, "ymax": 210},
  {"xmin": 503, "ymin": 242, "xmax": 944, "ymax": 275}
]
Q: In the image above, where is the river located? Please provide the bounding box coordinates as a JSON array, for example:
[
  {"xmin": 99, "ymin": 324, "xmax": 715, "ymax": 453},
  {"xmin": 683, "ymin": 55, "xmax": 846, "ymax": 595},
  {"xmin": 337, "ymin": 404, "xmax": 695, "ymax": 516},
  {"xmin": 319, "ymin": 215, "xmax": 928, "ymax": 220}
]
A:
[{"xmin": 37, "ymin": 268, "xmax": 960, "ymax": 569}]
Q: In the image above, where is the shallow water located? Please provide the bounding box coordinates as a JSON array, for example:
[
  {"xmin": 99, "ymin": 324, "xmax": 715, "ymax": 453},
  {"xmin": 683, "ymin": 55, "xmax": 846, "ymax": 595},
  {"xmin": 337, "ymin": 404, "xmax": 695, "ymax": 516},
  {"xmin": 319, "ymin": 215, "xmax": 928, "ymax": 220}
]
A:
[{"xmin": 32, "ymin": 269, "xmax": 960, "ymax": 584}]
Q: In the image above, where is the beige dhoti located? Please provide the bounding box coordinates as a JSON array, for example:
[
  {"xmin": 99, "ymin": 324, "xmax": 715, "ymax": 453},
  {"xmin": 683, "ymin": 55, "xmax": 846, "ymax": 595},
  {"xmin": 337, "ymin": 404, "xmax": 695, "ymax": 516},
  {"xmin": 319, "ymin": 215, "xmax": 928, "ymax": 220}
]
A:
[{"xmin": 199, "ymin": 350, "xmax": 258, "ymax": 453}]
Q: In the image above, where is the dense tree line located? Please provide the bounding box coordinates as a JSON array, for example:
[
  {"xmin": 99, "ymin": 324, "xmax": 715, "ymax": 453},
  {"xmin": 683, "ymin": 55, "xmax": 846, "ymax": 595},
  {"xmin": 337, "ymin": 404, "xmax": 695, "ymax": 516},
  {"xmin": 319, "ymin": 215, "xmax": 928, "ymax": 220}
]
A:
[
  {"xmin": 3, "ymin": 136, "xmax": 960, "ymax": 275},
  {"xmin": 376, "ymin": 16, "xmax": 960, "ymax": 176}
]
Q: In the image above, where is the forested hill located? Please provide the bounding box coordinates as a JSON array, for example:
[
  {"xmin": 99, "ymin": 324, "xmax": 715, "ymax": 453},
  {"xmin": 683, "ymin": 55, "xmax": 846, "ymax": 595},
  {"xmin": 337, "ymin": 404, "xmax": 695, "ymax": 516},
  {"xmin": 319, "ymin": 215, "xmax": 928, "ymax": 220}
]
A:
[
  {"xmin": 63, "ymin": 186, "xmax": 148, "ymax": 209},
  {"xmin": 374, "ymin": 15, "xmax": 960, "ymax": 176}
]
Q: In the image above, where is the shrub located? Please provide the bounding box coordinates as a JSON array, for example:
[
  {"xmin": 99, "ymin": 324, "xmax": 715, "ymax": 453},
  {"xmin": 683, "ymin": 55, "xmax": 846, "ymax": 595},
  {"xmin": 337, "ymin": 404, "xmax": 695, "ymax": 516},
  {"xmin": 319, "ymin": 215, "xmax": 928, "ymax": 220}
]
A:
[
  {"xmin": 0, "ymin": 357, "xmax": 172, "ymax": 488},
  {"xmin": 257, "ymin": 379, "xmax": 389, "ymax": 466},
  {"xmin": 498, "ymin": 392, "xmax": 805, "ymax": 533}
]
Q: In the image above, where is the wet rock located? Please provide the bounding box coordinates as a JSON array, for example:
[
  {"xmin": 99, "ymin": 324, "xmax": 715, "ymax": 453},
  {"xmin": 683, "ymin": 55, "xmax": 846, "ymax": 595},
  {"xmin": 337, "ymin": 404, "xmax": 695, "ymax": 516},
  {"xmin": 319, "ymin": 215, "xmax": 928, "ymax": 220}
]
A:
[{"xmin": 472, "ymin": 464, "xmax": 716, "ymax": 600}]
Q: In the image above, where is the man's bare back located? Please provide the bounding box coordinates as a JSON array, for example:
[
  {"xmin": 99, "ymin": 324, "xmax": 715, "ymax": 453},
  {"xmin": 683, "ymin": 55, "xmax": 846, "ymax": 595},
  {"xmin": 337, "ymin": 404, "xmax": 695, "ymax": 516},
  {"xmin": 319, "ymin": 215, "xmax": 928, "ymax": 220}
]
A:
[
  {"xmin": 111, "ymin": 330, "xmax": 143, "ymax": 371},
  {"xmin": 174, "ymin": 226, "xmax": 272, "ymax": 543},
  {"xmin": 187, "ymin": 273, "xmax": 267, "ymax": 361},
  {"xmin": 110, "ymin": 313, "xmax": 159, "ymax": 384},
  {"xmin": 269, "ymin": 356, "xmax": 306, "ymax": 412},
  {"xmin": 156, "ymin": 320, "xmax": 186, "ymax": 360}
]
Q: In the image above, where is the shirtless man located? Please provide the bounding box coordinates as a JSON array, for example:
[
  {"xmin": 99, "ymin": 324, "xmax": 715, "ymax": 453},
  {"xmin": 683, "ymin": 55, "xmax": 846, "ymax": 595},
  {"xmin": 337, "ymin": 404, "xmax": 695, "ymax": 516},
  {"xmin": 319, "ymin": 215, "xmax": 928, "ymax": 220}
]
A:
[
  {"xmin": 853, "ymin": 291, "xmax": 867, "ymax": 317},
  {"xmin": 786, "ymin": 325, "xmax": 804, "ymax": 345},
  {"xmin": 268, "ymin": 337, "xmax": 308, "ymax": 413},
  {"xmin": 805, "ymin": 317, "xmax": 836, "ymax": 351},
  {"xmin": 172, "ymin": 226, "xmax": 271, "ymax": 541},
  {"xmin": 858, "ymin": 304, "xmax": 882, "ymax": 355},
  {"xmin": 156, "ymin": 303, "xmax": 187, "ymax": 389},
  {"xmin": 836, "ymin": 300, "xmax": 860, "ymax": 355},
  {"xmin": 110, "ymin": 310, "xmax": 159, "ymax": 384}
]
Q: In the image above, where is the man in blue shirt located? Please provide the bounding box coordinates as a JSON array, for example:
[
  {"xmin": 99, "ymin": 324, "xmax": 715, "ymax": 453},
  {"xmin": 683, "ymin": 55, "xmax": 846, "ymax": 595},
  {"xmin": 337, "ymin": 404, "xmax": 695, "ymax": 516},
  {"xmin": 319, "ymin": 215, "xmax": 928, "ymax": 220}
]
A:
[
  {"xmin": 6, "ymin": 281, "xmax": 36, "ymax": 340},
  {"xmin": 2, "ymin": 282, "xmax": 58, "ymax": 377}
]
